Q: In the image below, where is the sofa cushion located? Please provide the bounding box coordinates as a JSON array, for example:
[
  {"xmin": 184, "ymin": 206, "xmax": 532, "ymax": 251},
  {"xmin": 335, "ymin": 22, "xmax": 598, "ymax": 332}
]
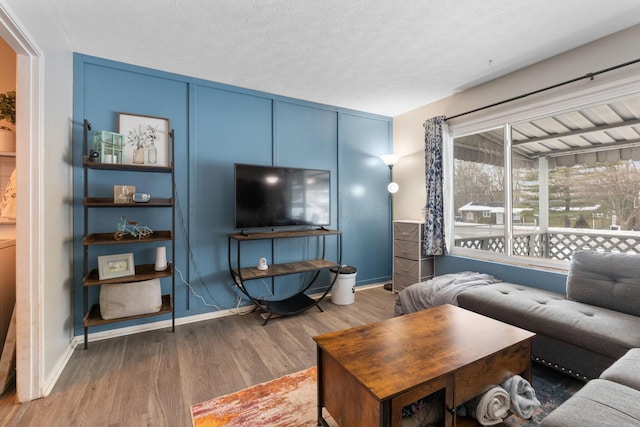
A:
[
  {"xmin": 541, "ymin": 379, "xmax": 640, "ymax": 427},
  {"xmin": 600, "ymin": 348, "xmax": 640, "ymax": 391},
  {"xmin": 567, "ymin": 250, "xmax": 640, "ymax": 317},
  {"xmin": 457, "ymin": 283, "xmax": 640, "ymax": 360}
]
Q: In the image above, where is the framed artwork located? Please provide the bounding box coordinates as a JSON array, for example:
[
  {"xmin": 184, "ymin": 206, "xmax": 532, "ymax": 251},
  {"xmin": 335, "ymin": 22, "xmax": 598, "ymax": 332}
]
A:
[
  {"xmin": 98, "ymin": 253, "xmax": 135, "ymax": 280},
  {"xmin": 113, "ymin": 185, "xmax": 136, "ymax": 204},
  {"xmin": 118, "ymin": 113, "xmax": 170, "ymax": 166}
]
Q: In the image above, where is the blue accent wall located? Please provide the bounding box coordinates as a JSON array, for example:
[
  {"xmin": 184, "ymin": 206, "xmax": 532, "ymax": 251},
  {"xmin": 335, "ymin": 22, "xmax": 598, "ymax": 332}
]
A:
[
  {"xmin": 435, "ymin": 255, "xmax": 568, "ymax": 294},
  {"xmin": 73, "ymin": 54, "xmax": 393, "ymax": 335}
]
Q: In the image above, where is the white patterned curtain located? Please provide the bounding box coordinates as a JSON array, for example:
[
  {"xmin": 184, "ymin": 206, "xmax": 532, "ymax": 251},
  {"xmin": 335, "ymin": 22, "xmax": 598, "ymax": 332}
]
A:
[{"xmin": 423, "ymin": 116, "xmax": 448, "ymax": 256}]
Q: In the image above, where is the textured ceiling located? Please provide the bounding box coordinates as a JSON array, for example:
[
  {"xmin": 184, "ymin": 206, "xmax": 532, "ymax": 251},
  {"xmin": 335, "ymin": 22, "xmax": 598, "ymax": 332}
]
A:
[{"xmin": 41, "ymin": 0, "xmax": 640, "ymax": 116}]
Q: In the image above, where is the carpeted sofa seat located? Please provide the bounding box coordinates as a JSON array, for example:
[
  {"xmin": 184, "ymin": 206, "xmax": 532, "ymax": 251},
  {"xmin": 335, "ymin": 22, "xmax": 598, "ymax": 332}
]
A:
[
  {"xmin": 541, "ymin": 348, "xmax": 640, "ymax": 426},
  {"xmin": 457, "ymin": 250, "xmax": 640, "ymax": 380}
]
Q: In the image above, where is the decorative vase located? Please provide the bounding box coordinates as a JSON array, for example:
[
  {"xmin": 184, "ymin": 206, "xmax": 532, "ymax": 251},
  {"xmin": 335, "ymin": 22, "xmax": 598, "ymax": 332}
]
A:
[
  {"xmin": 0, "ymin": 128, "xmax": 15, "ymax": 152},
  {"xmin": 133, "ymin": 146, "xmax": 145, "ymax": 164},
  {"xmin": 147, "ymin": 141, "xmax": 157, "ymax": 164},
  {"xmin": 155, "ymin": 246, "xmax": 168, "ymax": 271}
]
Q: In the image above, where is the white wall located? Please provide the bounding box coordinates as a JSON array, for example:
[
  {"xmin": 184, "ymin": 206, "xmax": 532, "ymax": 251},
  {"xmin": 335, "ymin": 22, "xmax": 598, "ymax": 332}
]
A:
[
  {"xmin": 4, "ymin": 0, "xmax": 74, "ymax": 399},
  {"xmin": 392, "ymin": 23, "xmax": 640, "ymax": 221}
]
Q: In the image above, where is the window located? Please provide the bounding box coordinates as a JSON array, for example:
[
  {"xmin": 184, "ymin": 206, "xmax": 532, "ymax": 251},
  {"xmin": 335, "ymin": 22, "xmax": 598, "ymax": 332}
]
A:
[
  {"xmin": 451, "ymin": 93, "xmax": 640, "ymax": 264},
  {"xmin": 453, "ymin": 127, "xmax": 505, "ymax": 254}
]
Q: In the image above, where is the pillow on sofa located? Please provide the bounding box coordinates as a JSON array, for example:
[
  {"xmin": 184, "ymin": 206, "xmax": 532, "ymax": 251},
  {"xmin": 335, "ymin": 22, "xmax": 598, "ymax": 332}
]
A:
[
  {"xmin": 100, "ymin": 278, "xmax": 162, "ymax": 320},
  {"xmin": 567, "ymin": 250, "xmax": 640, "ymax": 317}
]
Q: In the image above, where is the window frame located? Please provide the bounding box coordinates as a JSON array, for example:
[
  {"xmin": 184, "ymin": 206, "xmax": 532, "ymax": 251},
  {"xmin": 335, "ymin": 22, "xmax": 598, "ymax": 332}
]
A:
[{"xmin": 445, "ymin": 66, "xmax": 640, "ymax": 270}]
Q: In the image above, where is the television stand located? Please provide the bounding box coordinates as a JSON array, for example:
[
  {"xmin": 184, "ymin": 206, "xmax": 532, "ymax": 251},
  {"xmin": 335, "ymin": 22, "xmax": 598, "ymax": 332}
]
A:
[{"xmin": 227, "ymin": 228, "xmax": 342, "ymax": 325}]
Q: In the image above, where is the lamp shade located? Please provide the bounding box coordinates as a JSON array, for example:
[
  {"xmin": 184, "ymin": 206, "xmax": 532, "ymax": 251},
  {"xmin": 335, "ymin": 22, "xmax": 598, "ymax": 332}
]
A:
[{"xmin": 380, "ymin": 154, "xmax": 400, "ymax": 167}]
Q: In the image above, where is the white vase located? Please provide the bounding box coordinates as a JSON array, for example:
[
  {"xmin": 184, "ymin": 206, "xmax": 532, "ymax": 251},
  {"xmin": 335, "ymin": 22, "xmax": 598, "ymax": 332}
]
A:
[
  {"xmin": 0, "ymin": 128, "xmax": 15, "ymax": 152},
  {"xmin": 155, "ymin": 246, "xmax": 168, "ymax": 271}
]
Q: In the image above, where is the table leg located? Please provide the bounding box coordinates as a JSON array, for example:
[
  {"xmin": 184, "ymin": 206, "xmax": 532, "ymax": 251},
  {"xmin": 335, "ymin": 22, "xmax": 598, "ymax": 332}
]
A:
[
  {"xmin": 445, "ymin": 375, "xmax": 455, "ymax": 427},
  {"xmin": 317, "ymin": 346, "xmax": 327, "ymax": 426}
]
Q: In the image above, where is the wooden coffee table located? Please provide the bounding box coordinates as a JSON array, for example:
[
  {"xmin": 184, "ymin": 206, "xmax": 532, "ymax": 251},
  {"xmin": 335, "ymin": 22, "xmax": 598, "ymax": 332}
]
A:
[{"xmin": 313, "ymin": 304, "xmax": 535, "ymax": 427}]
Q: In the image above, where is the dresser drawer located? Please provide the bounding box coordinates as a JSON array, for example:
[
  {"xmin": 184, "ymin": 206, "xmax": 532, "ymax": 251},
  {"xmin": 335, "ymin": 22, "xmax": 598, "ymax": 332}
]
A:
[
  {"xmin": 393, "ymin": 273, "xmax": 419, "ymax": 292},
  {"xmin": 394, "ymin": 257, "xmax": 433, "ymax": 277},
  {"xmin": 394, "ymin": 222, "xmax": 422, "ymax": 241},
  {"xmin": 394, "ymin": 239, "xmax": 421, "ymax": 260},
  {"xmin": 394, "ymin": 257, "xmax": 419, "ymax": 278}
]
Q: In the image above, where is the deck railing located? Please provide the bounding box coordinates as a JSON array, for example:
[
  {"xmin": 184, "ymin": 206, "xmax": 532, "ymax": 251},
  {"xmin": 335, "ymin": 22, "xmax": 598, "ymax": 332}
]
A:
[{"xmin": 455, "ymin": 226, "xmax": 640, "ymax": 260}]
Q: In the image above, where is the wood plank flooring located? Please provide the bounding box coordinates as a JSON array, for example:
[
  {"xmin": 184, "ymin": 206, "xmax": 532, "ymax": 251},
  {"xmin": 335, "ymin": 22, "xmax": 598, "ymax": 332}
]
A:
[{"xmin": 0, "ymin": 286, "xmax": 397, "ymax": 427}]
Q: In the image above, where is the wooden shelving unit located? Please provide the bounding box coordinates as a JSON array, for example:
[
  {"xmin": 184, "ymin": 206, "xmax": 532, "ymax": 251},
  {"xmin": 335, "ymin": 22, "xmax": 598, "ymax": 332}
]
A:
[
  {"xmin": 83, "ymin": 230, "xmax": 173, "ymax": 245},
  {"xmin": 81, "ymin": 119, "xmax": 176, "ymax": 349},
  {"xmin": 83, "ymin": 295, "xmax": 173, "ymax": 328},
  {"xmin": 83, "ymin": 263, "xmax": 174, "ymax": 286},
  {"xmin": 83, "ymin": 197, "xmax": 173, "ymax": 207},
  {"xmin": 228, "ymin": 228, "xmax": 342, "ymax": 325}
]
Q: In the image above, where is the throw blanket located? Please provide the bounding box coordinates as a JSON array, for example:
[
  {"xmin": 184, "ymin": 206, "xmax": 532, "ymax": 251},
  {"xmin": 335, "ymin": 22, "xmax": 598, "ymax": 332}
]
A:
[
  {"xmin": 394, "ymin": 271, "xmax": 501, "ymax": 316},
  {"xmin": 501, "ymin": 375, "xmax": 540, "ymax": 419},
  {"xmin": 464, "ymin": 386, "xmax": 511, "ymax": 426}
]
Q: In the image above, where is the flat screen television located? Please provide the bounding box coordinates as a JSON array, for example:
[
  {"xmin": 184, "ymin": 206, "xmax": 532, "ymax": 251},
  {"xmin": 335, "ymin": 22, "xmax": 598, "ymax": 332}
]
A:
[{"xmin": 234, "ymin": 163, "xmax": 331, "ymax": 230}]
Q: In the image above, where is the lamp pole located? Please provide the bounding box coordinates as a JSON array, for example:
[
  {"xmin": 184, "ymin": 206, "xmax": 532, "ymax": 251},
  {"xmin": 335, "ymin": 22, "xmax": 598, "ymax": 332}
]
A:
[{"xmin": 380, "ymin": 154, "xmax": 399, "ymax": 291}]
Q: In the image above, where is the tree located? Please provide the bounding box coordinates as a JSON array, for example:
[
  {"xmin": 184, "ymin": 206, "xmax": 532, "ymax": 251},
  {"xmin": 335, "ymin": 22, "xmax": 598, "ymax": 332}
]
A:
[
  {"xmin": 454, "ymin": 159, "xmax": 503, "ymax": 210},
  {"xmin": 582, "ymin": 160, "xmax": 640, "ymax": 230}
]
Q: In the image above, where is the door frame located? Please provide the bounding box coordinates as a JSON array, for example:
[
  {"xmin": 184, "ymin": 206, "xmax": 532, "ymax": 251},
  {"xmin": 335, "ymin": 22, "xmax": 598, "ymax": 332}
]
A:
[{"xmin": 0, "ymin": 4, "xmax": 44, "ymax": 401}]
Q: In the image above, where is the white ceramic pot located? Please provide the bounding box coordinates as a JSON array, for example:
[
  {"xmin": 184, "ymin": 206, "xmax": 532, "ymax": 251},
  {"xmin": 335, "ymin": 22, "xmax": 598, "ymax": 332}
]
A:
[{"xmin": 0, "ymin": 128, "xmax": 15, "ymax": 152}]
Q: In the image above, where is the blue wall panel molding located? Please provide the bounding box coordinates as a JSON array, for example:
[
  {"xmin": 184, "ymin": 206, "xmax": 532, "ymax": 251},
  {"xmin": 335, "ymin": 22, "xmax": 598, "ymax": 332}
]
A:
[
  {"xmin": 339, "ymin": 113, "xmax": 394, "ymax": 285},
  {"xmin": 72, "ymin": 53, "xmax": 392, "ymax": 335}
]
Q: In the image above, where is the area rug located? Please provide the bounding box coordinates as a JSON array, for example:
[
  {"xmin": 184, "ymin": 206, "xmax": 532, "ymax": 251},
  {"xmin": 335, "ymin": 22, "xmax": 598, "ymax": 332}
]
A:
[
  {"xmin": 191, "ymin": 367, "xmax": 336, "ymax": 427},
  {"xmin": 500, "ymin": 364, "xmax": 584, "ymax": 426},
  {"xmin": 191, "ymin": 364, "xmax": 584, "ymax": 427}
]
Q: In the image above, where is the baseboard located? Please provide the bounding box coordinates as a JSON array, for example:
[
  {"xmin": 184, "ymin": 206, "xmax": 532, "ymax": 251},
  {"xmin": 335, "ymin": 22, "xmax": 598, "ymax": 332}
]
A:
[
  {"xmin": 41, "ymin": 339, "xmax": 76, "ymax": 397},
  {"xmin": 54, "ymin": 282, "xmax": 387, "ymax": 399},
  {"xmin": 73, "ymin": 282, "xmax": 387, "ymax": 346},
  {"xmin": 72, "ymin": 305, "xmax": 255, "ymax": 346}
]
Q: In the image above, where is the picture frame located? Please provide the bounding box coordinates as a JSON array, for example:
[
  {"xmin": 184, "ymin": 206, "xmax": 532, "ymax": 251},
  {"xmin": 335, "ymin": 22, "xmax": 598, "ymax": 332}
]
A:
[
  {"xmin": 113, "ymin": 185, "xmax": 136, "ymax": 204},
  {"xmin": 118, "ymin": 113, "xmax": 170, "ymax": 167},
  {"xmin": 98, "ymin": 253, "xmax": 135, "ymax": 280}
]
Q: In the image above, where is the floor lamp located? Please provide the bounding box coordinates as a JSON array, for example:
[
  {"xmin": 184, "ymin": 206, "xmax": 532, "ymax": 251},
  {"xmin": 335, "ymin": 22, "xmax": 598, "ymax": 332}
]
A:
[{"xmin": 380, "ymin": 154, "xmax": 399, "ymax": 291}]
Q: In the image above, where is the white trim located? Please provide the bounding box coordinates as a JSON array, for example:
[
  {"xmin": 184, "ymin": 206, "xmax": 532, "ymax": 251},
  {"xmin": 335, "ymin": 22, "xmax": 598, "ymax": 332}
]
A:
[
  {"xmin": 75, "ymin": 307, "xmax": 252, "ymax": 346},
  {"xmin": 0, "ymin": 3, "xmax": 44, "ymax": 402},
  {"xmin": 446, "ymin": 62, "xmax": 640, "ymax": 267},
  {"xmin": 503, "ymin": 124, "xmax": 513, "ymax": 256},
  {"xmin": 75, "ymin": 283, "xmax": 387, "ymax": 346},
  {"xmin": 453, "ymin": 245, "xmax": 570, "ymax": 273},
  {"xmin": 442, "ymin": 123, "xmax": 453, "ymax": 254},
  {"xmin": 449, "ymin": 63, "xmax": 640, "ymax": 138},
  {"xmin": 41, "ymin": 341, "xmax": 74, "ymax": 397}
]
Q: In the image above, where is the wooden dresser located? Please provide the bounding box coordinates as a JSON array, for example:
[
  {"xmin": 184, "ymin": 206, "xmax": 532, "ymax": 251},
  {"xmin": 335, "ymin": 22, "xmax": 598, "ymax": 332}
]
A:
[{"xmin": 392, "ymin": 220, "xmax": 434, "ymax": 292}]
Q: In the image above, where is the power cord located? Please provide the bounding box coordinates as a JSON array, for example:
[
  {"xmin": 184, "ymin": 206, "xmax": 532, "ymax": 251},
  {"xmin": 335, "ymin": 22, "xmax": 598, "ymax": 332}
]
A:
[
  {"xmin": 173, "ymin": 184, "xmax": 250, "ymax": 314},
  {"xmin": 172, "ymin": 184, "xmax": 330, "ymax": 313},
  {"xmin": 174, "ymin": 264, "xmax": 251, "ymax": 315}
]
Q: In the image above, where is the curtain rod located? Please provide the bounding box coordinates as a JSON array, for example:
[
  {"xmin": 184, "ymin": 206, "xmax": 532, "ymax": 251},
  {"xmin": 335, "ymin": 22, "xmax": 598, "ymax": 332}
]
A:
[{"xmin": 444, "ymin": 57, "xmax": 640, "ymax": 122}]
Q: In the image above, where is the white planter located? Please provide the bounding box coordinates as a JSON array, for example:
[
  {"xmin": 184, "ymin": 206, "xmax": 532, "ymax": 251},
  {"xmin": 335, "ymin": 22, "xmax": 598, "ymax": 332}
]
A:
[{"xmin": 0, "ymin": 129, "xmax": 15, "ymax": 152}]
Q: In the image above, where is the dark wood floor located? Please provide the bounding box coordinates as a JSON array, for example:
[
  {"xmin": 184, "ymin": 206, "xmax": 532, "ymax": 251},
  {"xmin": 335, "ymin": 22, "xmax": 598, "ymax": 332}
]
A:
[{"xmin": 0, "ymin": 286, "xmax": 397, "ymax": 426}]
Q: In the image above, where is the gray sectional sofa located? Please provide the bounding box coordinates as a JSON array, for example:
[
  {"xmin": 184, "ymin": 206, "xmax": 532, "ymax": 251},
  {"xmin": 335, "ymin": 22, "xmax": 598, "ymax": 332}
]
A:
[
  {"xmin": 457, "ymin": 250, "xmax": 640, "ymax": 380},
  {"xmin": 541, "ymin": 348, "xmax": 640, "ymax": 426},
  {"xmin": 455, "ymin": 250, "xmax": 640, "ymax": 426}
]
